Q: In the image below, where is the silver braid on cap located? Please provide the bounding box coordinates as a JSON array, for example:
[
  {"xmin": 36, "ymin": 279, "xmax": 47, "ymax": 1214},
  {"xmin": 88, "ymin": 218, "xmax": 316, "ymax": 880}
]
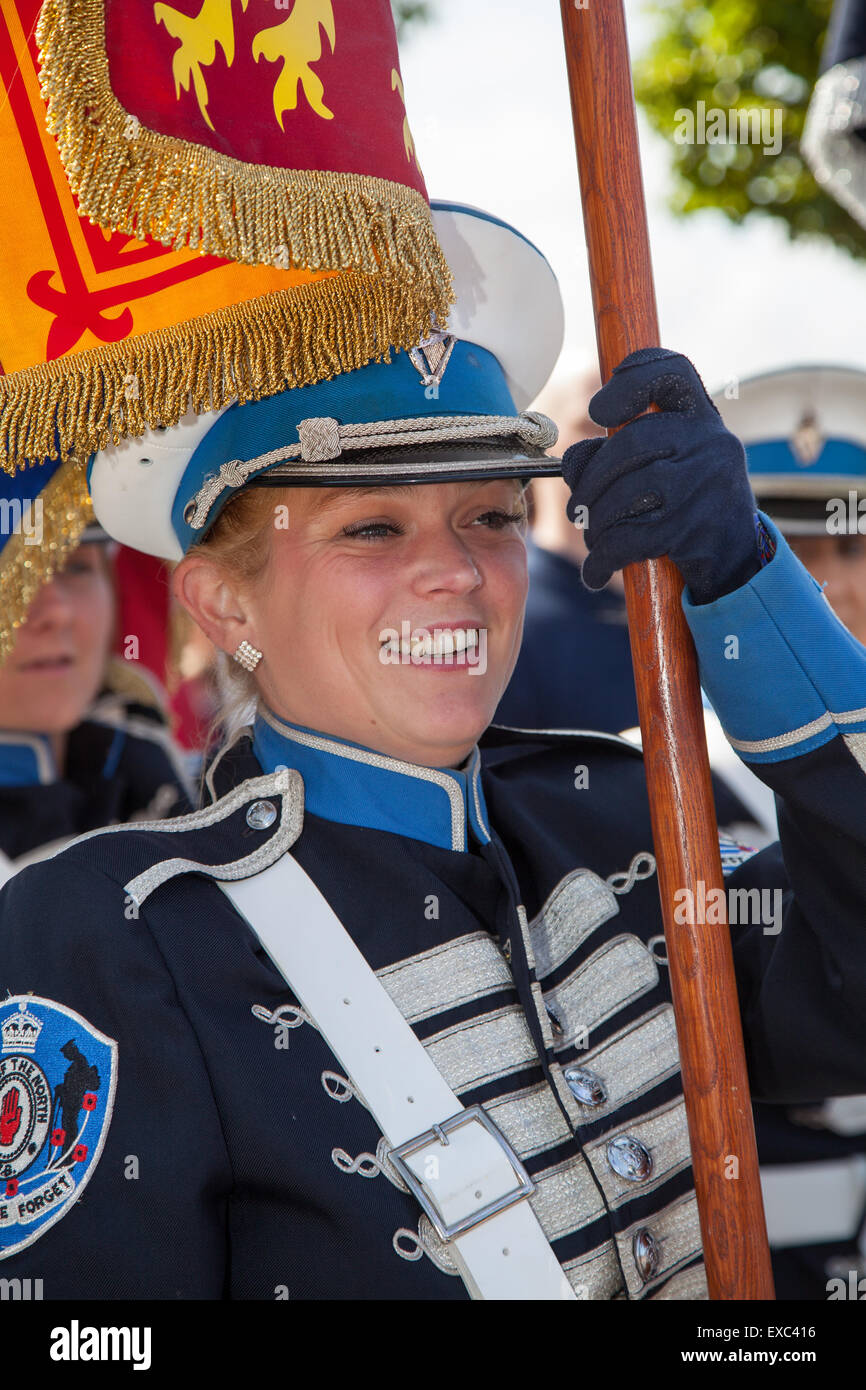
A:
[{"xmin": 182, "ymin": 411, "xmax": 558, "ymax": 533}]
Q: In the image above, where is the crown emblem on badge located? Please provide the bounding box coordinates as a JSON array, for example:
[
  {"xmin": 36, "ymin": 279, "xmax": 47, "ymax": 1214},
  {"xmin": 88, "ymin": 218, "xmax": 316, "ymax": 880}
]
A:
[
  {"xmin": 2, "ymin": 1000, "xmax": 43, "ymax": 1055},
  {"xmin": 790, "ymin": 411, "xmax": 824, "ymax": 468},
  {"xmin": 409, "ymin": 318, "xmax": 457, "ymax": 389}
]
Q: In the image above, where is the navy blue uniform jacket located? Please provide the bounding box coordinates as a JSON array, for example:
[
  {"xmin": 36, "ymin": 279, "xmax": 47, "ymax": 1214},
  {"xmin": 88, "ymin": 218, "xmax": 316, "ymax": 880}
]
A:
[
  {"xmin": 1, "ymin": 523, "xmax": 865, "ymax": 1300},
  {"xmin": 0, "ymin": 688, "xmax": 194, "ymax": 861}
]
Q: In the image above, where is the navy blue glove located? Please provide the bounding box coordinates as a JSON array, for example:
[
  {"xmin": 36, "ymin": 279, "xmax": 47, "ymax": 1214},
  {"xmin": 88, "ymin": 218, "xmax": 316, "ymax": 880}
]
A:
[{"xmin": 561, "ymin": 348, "xmax": 761, "ymax": 604}]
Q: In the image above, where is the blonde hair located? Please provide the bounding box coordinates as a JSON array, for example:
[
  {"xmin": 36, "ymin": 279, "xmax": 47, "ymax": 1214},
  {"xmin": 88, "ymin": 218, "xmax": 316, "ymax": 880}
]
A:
[{"xmin": 185, "ymin": 487, "xmax": 284, "ymax": 752}]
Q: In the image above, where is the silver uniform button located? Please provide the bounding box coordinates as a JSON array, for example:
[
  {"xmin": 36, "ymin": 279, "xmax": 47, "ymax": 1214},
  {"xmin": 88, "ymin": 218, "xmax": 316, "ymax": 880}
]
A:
[
  {"xmin": 633, "ymin": 1227, "xmax": 661, "ymax": 1282},
  {"xmin": 606, "ymin": 1134, "xmax": 653, "ymax": 1181},
  {"xmin": 246, "ymin": 800, "xmax": 277, "ymax": 830},
  {"xmin": 564, "ymin": 1066, "xmax": 607, "ymax": 1107}
]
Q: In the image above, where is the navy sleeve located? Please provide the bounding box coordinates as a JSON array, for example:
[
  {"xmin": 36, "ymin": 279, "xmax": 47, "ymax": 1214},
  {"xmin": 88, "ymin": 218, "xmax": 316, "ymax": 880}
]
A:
[
  {"xmin": 0, "ymin": 854, "xmax": 230, "ymax": 1298},
  {"xmin": 683, "ymin": 516, "xmax": 866, "ymax": 1102}
]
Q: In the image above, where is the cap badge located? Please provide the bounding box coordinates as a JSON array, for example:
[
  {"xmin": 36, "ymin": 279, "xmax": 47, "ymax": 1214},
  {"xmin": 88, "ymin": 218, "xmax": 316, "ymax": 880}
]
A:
[
  {"xmin": 409, "ymin": 321, "xmax": 457, "ymax": 390},
  {"xmin": 790, "ymin": 411, "xmax": 824, "ymax": 467}
]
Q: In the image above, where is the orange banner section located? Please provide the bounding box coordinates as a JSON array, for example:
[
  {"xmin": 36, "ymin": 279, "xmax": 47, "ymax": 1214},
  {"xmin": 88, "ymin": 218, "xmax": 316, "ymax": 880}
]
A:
[{"xmin": 0, "ymin": 0, "xmax": 323, "ymax": 376}]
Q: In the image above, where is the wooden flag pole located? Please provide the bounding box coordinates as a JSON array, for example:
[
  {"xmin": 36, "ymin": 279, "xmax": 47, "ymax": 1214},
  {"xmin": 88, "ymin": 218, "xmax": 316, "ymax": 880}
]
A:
[{"xmin": 558, "ymin": 0, "xmax": 775, "ymax": 1300}]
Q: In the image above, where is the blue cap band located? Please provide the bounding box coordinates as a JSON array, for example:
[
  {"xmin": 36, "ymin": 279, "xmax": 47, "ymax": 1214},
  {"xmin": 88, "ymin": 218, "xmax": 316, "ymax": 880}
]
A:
[
  {"xmin": 747, "ymin": 437, "xmax": 866, "ymax": 481},
  {"xmin": 171, "ymin": 340, "xmax": 517, "ymax": 551}
]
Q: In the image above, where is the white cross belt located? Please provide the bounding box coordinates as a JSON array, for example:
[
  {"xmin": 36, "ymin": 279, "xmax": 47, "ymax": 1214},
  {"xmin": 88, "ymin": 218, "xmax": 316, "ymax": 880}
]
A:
[{"xmin": 220, "ymin": 852, "xmax": 576, "ymax": 1301}]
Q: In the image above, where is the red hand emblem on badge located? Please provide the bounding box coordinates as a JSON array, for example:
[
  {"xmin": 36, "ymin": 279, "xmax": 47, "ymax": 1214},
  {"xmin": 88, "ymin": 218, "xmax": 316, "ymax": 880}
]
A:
[{"xmin": 0, "ymin": 1087, "xmax": 22, "ymax": 1145}]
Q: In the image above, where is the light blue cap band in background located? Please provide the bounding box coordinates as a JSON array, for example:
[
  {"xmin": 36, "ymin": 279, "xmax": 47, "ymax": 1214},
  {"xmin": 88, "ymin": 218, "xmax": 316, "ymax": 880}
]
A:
[{"xmin": 747, "ymin": 438, "xmax": 866, "ymax": 482}]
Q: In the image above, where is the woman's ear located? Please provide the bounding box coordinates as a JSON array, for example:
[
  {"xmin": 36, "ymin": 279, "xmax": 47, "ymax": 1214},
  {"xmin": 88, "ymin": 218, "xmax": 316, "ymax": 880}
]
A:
[{"xmin": 172, "ymin": 555, "xmax": 255, "ymax": 657}]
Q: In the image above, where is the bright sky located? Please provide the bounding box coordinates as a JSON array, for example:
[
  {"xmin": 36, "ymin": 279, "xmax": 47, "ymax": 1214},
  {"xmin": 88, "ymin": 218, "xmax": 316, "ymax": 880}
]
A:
[{"xmin": 399, "ymin": 0, "xmax": 866, "ymax": 396}]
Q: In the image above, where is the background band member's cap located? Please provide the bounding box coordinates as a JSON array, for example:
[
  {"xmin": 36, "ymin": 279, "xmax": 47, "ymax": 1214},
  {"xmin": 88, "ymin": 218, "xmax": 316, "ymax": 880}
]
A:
[{"xmin": 712, "ymin": 364, "xmax": 866, "ymax": 534}]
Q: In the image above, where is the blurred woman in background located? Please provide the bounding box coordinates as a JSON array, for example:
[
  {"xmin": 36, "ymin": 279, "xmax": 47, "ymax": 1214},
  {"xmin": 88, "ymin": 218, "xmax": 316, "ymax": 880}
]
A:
[{"xmin": 0, "ymin": 464, "xmax": 193, "ymax": 879}]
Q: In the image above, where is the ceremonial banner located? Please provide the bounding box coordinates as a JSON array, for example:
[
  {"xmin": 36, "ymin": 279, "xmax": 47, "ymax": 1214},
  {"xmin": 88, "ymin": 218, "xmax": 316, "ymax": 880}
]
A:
[
  {"xmin": 39, "ymin": 0, "xmax": 435, "ymax": 271},
  {"xmin": 0, "ymin": 0, "xmax": 451, "ymax": 471}
]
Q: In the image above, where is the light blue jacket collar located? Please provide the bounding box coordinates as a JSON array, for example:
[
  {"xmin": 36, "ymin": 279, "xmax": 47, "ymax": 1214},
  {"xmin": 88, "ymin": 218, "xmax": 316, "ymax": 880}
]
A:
[
  {"xmin": 0, "ymin": 732, "xmax": 57, "ymax": 788},
  {"xmin": 252, "ymin": 707, "xmax": 491, "ymax": 852}
]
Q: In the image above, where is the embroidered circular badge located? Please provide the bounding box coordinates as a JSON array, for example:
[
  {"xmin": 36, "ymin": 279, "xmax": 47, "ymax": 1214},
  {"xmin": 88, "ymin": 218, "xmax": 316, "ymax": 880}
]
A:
[
  {"xmin": 0, "ymin": 1057, "xmax": 51, "ymax": 1177},
  {"xmin": 0, "ymin": 997, "xmax": 117, "ymax": 1259}
]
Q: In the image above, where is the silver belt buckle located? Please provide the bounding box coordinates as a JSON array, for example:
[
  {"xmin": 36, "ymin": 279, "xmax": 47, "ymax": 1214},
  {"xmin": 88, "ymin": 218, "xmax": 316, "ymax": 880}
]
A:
[{"xmin": 388, "ymin": 1103, "xmax": 535, "ymax": 1242}]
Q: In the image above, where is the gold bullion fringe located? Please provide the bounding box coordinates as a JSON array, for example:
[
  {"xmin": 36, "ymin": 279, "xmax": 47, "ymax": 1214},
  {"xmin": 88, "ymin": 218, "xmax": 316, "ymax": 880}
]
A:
[
  {"xmin": 35, "ymin": 0, "xmax": 454, "ymax": 303},
  {"xmin": 0, "ymin": 270, "xmax": 442, "ymax": 472},
  {"xmin": 0, "ymin": 462, "xmax": 92, "ymax": 664}
]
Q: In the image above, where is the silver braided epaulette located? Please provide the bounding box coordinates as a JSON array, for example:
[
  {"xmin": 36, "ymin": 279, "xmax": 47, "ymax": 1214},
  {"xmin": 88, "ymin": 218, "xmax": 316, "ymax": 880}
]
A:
[{"xmin": 183, "ymin": 411, "xmax": 558, "ymax": 531}]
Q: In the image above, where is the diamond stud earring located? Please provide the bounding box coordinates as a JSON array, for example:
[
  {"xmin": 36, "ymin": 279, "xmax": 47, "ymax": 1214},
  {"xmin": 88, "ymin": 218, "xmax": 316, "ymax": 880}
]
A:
[{"xmin": 233, "ymin": 639, "xmax": 262, "ymax": 672}]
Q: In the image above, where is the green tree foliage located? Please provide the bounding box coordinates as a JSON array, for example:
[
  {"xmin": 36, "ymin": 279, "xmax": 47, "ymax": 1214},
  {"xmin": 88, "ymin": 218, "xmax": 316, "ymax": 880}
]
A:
[
  {"xmin": 634, "ymin": 0, "xmax": 866, "ymax": 258},
  {"xmin": 392, "ymin": 2, "xmax": 433, "ymax": 43}
]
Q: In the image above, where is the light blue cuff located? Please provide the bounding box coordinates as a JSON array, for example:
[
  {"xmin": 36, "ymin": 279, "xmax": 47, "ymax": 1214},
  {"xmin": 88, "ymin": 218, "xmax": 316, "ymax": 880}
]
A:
[{"xmin": 682, "ymin": 514, "xmax": 866, "ymax": 763}]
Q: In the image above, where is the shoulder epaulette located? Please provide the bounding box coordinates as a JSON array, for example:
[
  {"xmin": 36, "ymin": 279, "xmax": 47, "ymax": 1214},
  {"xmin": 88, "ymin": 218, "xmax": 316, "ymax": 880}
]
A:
[{"xmin": 61, "ymin": 767, "xmax": 304, "ymax": 907}]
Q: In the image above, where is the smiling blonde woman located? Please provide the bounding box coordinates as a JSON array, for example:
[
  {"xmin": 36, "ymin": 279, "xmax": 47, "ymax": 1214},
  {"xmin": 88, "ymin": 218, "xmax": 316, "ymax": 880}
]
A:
[{"xmin": 2, "ymin": 205, "xmax": 866, "ymax": 1301}]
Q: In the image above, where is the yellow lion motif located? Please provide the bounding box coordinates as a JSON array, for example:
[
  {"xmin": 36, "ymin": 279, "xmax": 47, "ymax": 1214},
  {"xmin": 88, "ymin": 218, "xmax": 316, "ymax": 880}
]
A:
[
  {"xmin": 252, "ymin": 0, "xmax": 336, "ymax": 129},
  {"xmin": 154, "ymin": 0, "xmax": 249, "ymax": 132}
]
